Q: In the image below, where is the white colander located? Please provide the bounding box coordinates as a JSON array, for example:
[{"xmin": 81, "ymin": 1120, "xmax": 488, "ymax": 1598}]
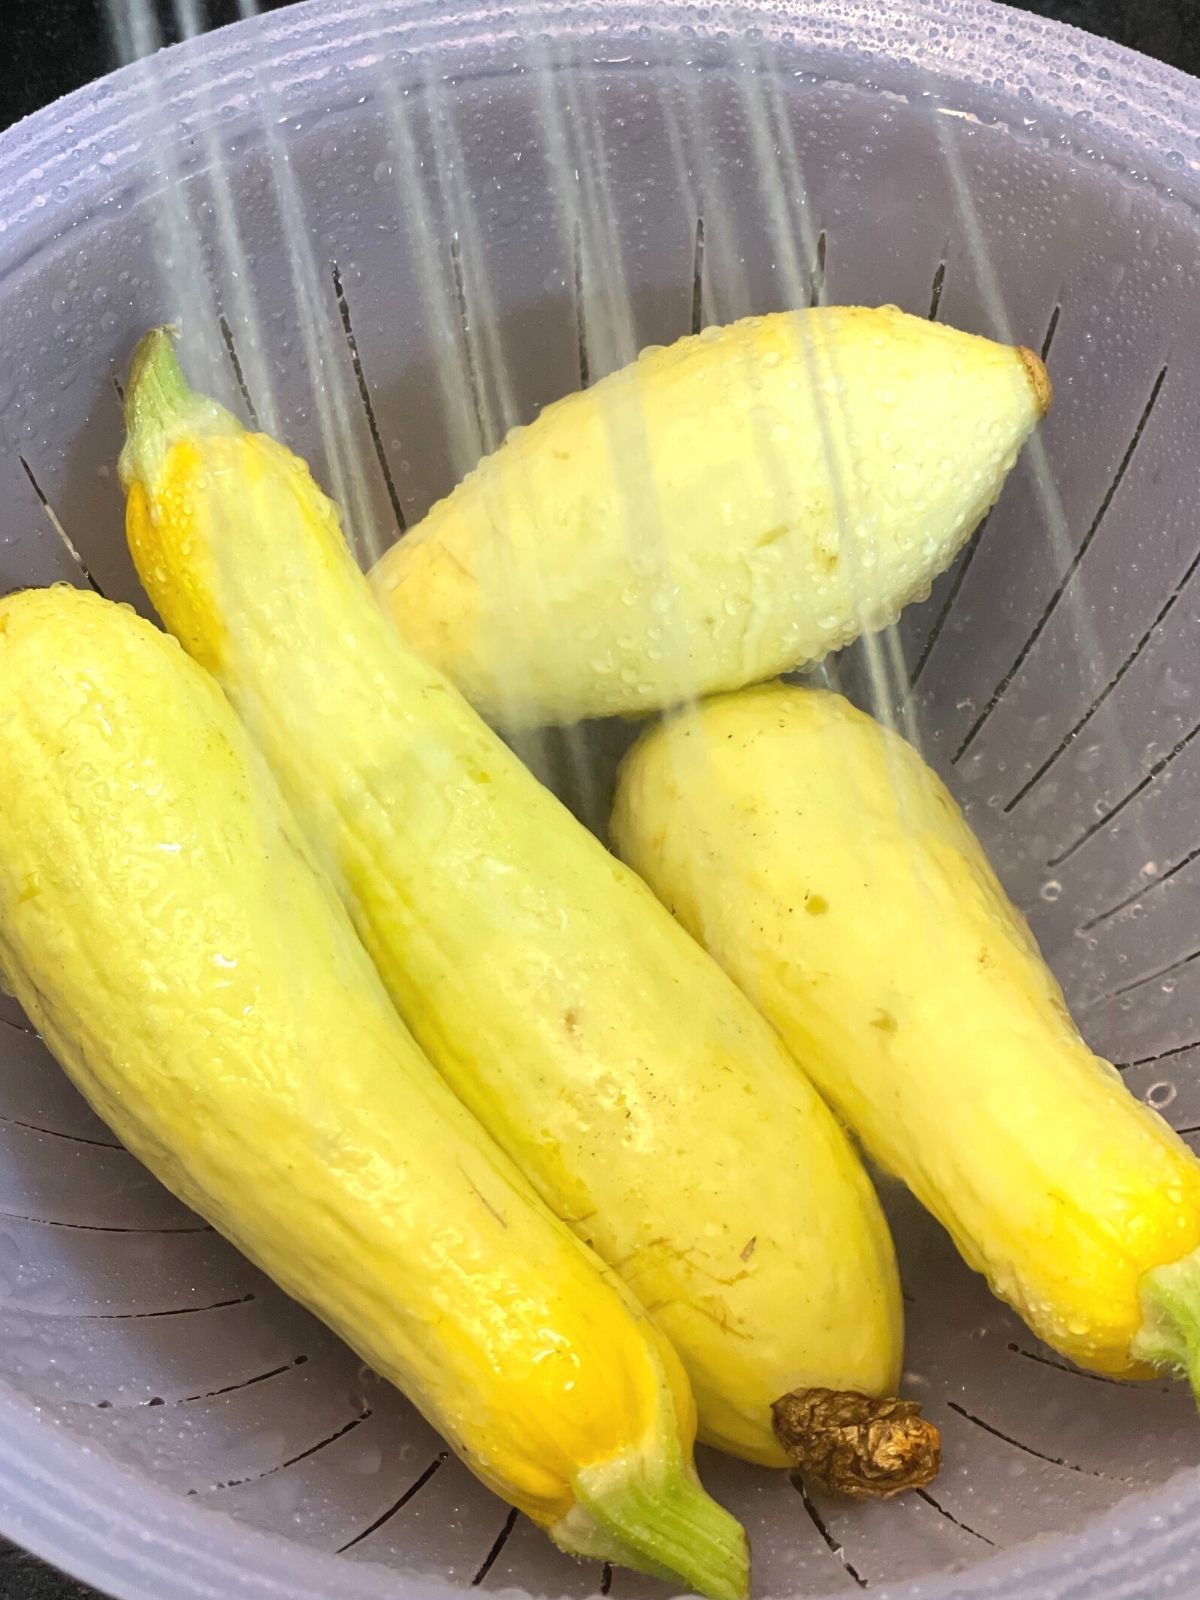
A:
[{"xmin": 1, "ymin": 2, "xmax": 1199, "ymax": 1597}]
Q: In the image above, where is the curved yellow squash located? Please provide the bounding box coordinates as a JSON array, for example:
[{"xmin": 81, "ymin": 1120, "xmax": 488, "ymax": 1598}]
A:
[
  {"xmin": 612, "ymin": 683, "xmax": 1200, "ymax": 1387},
  {"xmin": 371, "ymin": 306, "xmax": 1050, "ymax": 727},
  {"xmin": 0, "ymin": 586, "xmax": 748, "ymax": 1599},
  {"xmin": 118, "ymin": 331, "xmax": 904, "ymax": 1469}
]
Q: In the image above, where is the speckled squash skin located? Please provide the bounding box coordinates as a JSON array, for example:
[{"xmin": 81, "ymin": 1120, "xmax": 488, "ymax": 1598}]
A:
[
  {"xmin": 0, "ymin": 587, "xmax": 748, "ymax": 1600},
  {"xmin": 118, "ymin": 334, "xmax": 903, "ymax": 1469},
  {"xmin": 613, "ymin": 683, "xmax": 1200, "ymax": 1380},
  {"xmin": 372, "ymin": 306, "xmax": 1049, "ymax": 727}
]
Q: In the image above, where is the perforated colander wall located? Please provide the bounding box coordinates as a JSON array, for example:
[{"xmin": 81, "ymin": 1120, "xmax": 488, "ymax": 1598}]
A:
[{"xmin": 2, "ymin": 3, "xmax": 1200, "ymax": 1597}]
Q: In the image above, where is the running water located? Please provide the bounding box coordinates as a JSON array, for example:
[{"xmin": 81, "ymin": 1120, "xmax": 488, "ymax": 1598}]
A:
[
  {"xmin": 100, "ymin": 0, "xmax": 1145, "ymax": 880},
  {"xmin": 50, "ymin": 0, "xmax": 1200, "ymax": 1584}
]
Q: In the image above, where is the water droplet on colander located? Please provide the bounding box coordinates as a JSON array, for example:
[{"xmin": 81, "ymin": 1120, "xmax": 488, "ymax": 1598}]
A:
[
  {"xmin": 1145, "ymin": 1081, "xmax": 1176, "ymax": 1110},
  {"xmin": 1076, "ymin": 742, "xmax": 1103, "ymax": 774},
  {"xmin": 1039, "ymin": 879, "xmax": 1062, "ymax": 903},
  {"xmin": 1156, "ymin": 662, "xmax": 1192, "ymax": 708}
]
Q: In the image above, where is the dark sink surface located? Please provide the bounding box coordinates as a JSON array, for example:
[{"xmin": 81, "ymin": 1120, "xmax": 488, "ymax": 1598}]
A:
[
  {"xmin": 0, "ymin": 0, "xmax": 1195, "ymax": 1596},
  {"xmin": 0, "ymin": 1540, "xmax": 98, "ymax": 1600}
]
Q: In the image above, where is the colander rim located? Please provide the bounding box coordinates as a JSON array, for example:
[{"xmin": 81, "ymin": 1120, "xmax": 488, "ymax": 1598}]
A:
[{"xmin": 0, "ymin": 2, "xmax": 1198, "ymax": 1598}]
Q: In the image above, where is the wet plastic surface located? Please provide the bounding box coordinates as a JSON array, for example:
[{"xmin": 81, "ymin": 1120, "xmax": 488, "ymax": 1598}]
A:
[{"xmin": 2, "ymin": 2, "xmax": 1200, "ymax": 1596}]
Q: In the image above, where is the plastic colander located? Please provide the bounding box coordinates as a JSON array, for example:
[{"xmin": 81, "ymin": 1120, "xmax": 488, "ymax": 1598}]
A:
[{"xmin": 1, "ymin": 1, "xmax": 1199, "ymax": 1596}]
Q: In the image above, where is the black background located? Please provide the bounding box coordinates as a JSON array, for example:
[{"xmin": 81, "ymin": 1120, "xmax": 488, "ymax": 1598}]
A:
[
  {"xmin": 3, "ymin": 0, "xmax": 1199, "ymax": 131},
  {"xmin": 0, "ymin": 0, "xmax": 1196, "ymax": 1595}
]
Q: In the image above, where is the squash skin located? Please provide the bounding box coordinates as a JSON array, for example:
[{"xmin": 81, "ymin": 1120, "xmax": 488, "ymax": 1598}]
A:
[
  {"xmin": 0, "ymin": 586, "xmax": 747, "ymax": 1599},
  {"xmin": 372, "ymin": 306, "xmax": 1050, "ymax": 727},
  {"xmin": 613, "ymin": 682, "xmax": 1200, "ymax": 1380},
  {"xmin": 119, "ymin": 333, "xmax": 904, "ymax": 1468}
]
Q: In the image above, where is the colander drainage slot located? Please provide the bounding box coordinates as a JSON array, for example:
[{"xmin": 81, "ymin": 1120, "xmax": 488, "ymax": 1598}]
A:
[
  {"xmin": 472, "ymin": 1507, "xmax": 519, "ymax": 1585},
  {"xmin": 809, "ymin": 230, "xmax": 827, "ymax": 309},
  {"xmin": 1040, "ymin": 304, "xmax": 1061, "ymax": 361},
  {"xmin": 179, "ymin": 1352, "xmax": 309, "ymax": 1406},
  {"xmin": 218, "ymin": 314, "xmax": 260, "ymax": 431},
  {"xmin": 0, "ymin": 1212, "xmax": 212, "ymax": 1235},
  {"xmin": 17, "ymin": 456, "xmax": 104, "ymax": 597},
  {"xmin": 574, "ymin": 218, "xmax": 591, "ymax": 388},
  {"xmin": 331, "ymin": 263, "xmax": 407, "ymax": 538},
  {"xmin": 1018, "ymin": 576, "xmax": 1200, "ymax": 831},
  {"xmin": 907, "ymin": 510, "xmax": 990, "ymax": 693},
  {"xmin": 190, "ymin": 1405, "xmax": 373, "ymax": 1494},
  {"xmin": 1005, "ymin": 383, "xmax": 1196, "ymax": 823},
  {"xmin": 0, "ymin": 1013, "xmax": 33, "ymax": 1037},
  {"xmin": 909, "ymin": 298, "xmax": 1065, "ymax": 695},
  {"xmin": 915, "ymin": 1487, "xmax": 994, "ymax": 1547},
  {"xmin": 690, "ymin": 214, "xmax": 705, "ymax": 335},
  {"xmin": 954, "ymin": 364, "xmax": 1169, "ymax": 770},
  {"xmin": 1083, "ymin": 839, "xmax": 1200, "ymax": 929},
  {"xmin": 945, "ymin": 1401, "xmax": 1125, "ymax": 1481},
  {"xmin": 795, "ymin": 1479, "xmax": 867, "ymax": 1589},
  {"xmin": 1083, "ymin": 944, "xmax": 1200, "ymax": 1009},
  {"xmin": 1115, "ymin": 1039, "xmax": 1200, "ymax": 1072},
  {"xmin": 1007, "ymin": 1342, "xmax": 1140, "ymax": 1390},
  {"xmin": 336, "ymin": 1450, "xmax": 448, "ymax": 1553},
  {"xmin": 450, "ymin": 231, "xmax": 493, "ymax": 453},
  {"xmin": 1048, "ymin": 711, "xmax": 1200, "ymax": 868},
  {"xmin": 0, "ymin": 1112, "xmax": 118, "ymax": 1150},
  {"xmin": 80, "ymin": 1292, "xmax": 256, "ymax": 1322},
  {"xmin": 927, "ymin": 261, "xmax": 946, "ymax": 321}
]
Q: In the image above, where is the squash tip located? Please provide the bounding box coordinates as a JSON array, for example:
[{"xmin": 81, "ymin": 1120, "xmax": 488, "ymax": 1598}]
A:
[{"xmin": 1016, "ymin": 344, "xmax": 1053, "ymax": 418}]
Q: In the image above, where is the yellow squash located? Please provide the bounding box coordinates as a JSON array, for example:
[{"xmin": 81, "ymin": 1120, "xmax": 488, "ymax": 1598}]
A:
[
  {"xmin": 0, "ymin": 586, "xmax": 748, "ymax": 1598},
  {"xmin": 612, "ymin": 682, "xmax": 1200, "ymax": 1389},
  {"xmin": 118, "ymin": 331, "xmax": 907, "ymax": 1473},
  {"xmin": 371, "ymin": 305, "xmax": 1050, "ymax": 727}
]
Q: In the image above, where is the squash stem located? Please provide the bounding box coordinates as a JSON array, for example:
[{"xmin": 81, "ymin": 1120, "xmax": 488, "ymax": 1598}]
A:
[
  {"xmin": 1132, "ymin": 1247, "xmax": 1200, "ymax": 1398},
  {"xmin": 119, "ymin": 326, "xmax": 240, "ymax": 489},
  {"xmin": 771, "ymin": 1386, "xmax": 941, "ymax": 1498},
  {"xmin": 554, "ymin": 1451, "xmax": 748, "ymax": 1600}
]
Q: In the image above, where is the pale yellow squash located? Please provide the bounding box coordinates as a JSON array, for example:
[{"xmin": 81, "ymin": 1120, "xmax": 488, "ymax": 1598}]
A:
[
  {"xmin": 0, "ymin": 586, "xmax": 749, "ymax": 1598},
  {"xmin": 371, "ymin": 306, "xmax": 1050, "ymax": 727},
  {"xmin": 612, "ymin": 683, "xmax": 1200, "ymax": 1388},
  {"xmin": 118, "ymin": 331, "xmax": 904, "ymax": 1470}
]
